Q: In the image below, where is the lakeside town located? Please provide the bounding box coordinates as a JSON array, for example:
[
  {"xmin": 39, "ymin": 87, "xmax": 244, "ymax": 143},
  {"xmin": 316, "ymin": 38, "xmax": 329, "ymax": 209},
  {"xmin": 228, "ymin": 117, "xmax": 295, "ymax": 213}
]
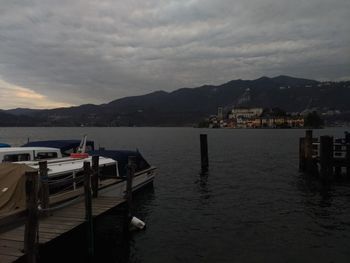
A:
[{"xmin": 202, "ymin": 107, "xmax": 323, "ymax": 128}]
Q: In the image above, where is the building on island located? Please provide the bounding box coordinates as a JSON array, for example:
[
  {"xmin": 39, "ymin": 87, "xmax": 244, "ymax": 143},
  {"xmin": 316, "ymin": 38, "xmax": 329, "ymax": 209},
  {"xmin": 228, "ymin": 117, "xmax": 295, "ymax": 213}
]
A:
[
  {"xmin": 217, "ymin": 107, "xmax": 224, "ymax": 120},
  {"xmin": 228, "ymin": 107, "xmax": 264, "ymax": 119},
  {"xmin": 208, "ymin": 106, "xmax": 304, "ymax": 128}
]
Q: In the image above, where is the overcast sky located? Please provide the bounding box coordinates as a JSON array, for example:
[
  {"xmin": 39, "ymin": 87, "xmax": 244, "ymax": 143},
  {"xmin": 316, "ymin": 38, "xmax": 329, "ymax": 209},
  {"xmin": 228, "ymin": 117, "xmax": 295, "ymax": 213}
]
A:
[{"xmin": 0, "ymin": 0, "xmax": 349, "ymax": 109}]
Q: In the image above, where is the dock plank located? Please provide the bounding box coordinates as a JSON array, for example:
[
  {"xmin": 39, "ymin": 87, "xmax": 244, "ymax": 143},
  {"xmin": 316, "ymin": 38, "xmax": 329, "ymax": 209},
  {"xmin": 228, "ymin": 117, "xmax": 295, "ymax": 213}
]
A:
[
  {"xmin": 0, "ymin": 254, "xmax": 19, "ymax": 263},
  {"xmin": 0, "ymin": 240, "xmax": 24, "ymax": 259},
  {"xmin": 0, "ymin": 194, "xmax": 126, "ymax": 262},
  {"xmin": 0, "ymin": 246, "xmax": 23, "ymax": 257}
]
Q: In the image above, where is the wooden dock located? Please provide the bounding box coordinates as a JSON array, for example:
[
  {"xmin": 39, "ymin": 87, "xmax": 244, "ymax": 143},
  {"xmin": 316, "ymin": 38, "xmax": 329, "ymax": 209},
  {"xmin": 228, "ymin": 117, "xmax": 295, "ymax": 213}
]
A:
[
  {"xmin": 0, "ymin": 156, "xmax": 137, "ymax": 263},
  {"xmin": 299, "ymin": 130, "xmax": 350, "ymax": 180},
  {"xmin": 0, "ymin": 196, "xmax": 125, "ymax": 263}
]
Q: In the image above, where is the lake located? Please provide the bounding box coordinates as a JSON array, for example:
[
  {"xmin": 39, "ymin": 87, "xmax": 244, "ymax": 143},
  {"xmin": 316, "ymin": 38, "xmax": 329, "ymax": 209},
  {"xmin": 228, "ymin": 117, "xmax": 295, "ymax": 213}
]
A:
[{"xmin": 1, "ymin": 127, "xmax": 350, "ymax": 263}]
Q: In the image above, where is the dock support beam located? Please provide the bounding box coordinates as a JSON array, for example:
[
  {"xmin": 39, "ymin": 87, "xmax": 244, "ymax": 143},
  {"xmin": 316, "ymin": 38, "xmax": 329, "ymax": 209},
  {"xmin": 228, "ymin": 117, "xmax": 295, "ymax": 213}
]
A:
[
  {"xmin": 83, "ymin": 161, "xmax": 94, "ymax": 258},
  {"xmin": 320, "ymin": 136, "xmax": 334, "ymax": 181},
  {"xmin": 91, "ymin": 156, "xmax": 99, "ymax": 198},
  {"xmin": 305, "ymin": 130, "xmax": 314, "ymax": 174},
  {"xmin": 24, "ymin": 170, "xmax": 39, "ymax": 263},
  {"xmin": 200, "ymin": 134, "xmax": 209, "ymax": 172},
  {"xmin": 39, "ymin": 161, "xmax": 50, "ymax": 216}
]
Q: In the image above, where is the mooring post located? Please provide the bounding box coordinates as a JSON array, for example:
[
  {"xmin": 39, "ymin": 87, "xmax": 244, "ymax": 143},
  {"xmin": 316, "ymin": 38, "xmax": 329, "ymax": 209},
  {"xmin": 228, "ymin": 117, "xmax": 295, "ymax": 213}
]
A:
[
  {"xmin": 126, "ymin": 156, "xmax": 136, "ymax": 216},
  {"xmin": 24, "ymin": 170, "xmax": 39, "ymax": 263},
  {"xmin": 91, "ymin": 155, "xmax": 99, "ymax": 198},
  {"xmin": 346, "ymin": 133, "xmax": 350, "ymax": 177},
  {"xmin": 299, "ymin": 137, "xmax": 306, "ymax": 172},
  {"xmin": 320, "ymin": 136, "xmax": 334, "ymax": 181},
  {"xmin": 334, "ymin": 138, "xmax": 342, "ymax": 178},
  {"xmin": 305, "ymin": 130, "xmax": 314, "ymax": 174},
  {"xmin": 200, "ymin": 134, "xmax": 209, "ymax": 171},
  {"xmin": 83, "ymin": 161, "xmax": 94, "ymax": 258},
  {"xmin": 39, "ymin": 161, "xmax": 50, "ymax": 216}
]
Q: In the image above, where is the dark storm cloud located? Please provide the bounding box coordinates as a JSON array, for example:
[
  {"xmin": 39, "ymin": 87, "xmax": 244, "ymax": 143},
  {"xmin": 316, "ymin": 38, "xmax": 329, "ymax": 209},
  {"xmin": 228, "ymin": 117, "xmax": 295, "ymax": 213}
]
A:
[{"xmin": 0, "ymin": 0, "xmax": 349, "ymax": 108}]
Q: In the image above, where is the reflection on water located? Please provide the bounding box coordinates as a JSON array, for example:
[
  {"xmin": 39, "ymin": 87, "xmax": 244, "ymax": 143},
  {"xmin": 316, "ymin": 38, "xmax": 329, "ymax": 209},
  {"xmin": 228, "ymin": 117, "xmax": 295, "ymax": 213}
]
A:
[
  {"xmin": 195, "ymin": 171, "xmax": 211, "ymax": 201},
  {"xmin": 296, "ymin": 172, "xmax": 350, "ymax": 245},
  {"xmin": 94, "ymin": 204, "xmax": 130, "ymax": 263},
  {"xmin": 131, "ymin": 185, "xmax": 156, "ymax": 221}
]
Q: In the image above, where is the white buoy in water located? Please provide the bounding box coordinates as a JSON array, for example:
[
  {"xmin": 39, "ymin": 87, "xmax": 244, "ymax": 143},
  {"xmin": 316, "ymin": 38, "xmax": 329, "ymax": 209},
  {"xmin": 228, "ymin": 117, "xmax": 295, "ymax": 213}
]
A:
[{"xmin": 130, "ymin": 216, "xmax": 146, "ymax": 231}]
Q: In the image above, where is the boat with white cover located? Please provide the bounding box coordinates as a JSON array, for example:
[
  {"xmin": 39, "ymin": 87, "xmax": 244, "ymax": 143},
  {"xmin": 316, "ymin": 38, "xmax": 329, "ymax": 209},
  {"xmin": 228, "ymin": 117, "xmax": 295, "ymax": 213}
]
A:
[
  {"xmin": 17, "ymin": 153, "xmax": 155, "ymax": 204},
  {"xmin": 0, "ymin": 136, "xmax": 156, "ymax": 203}
]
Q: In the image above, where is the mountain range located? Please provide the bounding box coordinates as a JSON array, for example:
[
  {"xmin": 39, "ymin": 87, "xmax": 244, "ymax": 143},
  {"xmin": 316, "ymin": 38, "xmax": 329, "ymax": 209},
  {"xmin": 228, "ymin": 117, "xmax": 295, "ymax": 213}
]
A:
[{"xmin": 1, "ymin": 75, "xmax": 350, "ymax": 126}]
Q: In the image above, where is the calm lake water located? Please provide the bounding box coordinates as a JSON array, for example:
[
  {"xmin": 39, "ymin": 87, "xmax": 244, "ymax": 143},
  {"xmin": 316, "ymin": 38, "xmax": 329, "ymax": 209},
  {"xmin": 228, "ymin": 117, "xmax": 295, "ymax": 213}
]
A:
[{"xmin": 1, "ymin": 127, "xmax": 350, "ymax": 263}]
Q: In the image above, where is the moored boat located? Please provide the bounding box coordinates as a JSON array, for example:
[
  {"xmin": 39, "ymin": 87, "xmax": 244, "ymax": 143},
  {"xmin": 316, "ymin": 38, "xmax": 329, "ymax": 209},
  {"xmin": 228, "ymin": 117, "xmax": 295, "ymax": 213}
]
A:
[
  {"xmin": 22, "ymin": 139, "xmax": 155, "ymax": 177},
  {"xmin": 0, "ymin": 137, "xmax": 155, "ymax": 203},
  {"xmin": 21, "ymin": 138, "xmax": 156, "ymax": 196}
]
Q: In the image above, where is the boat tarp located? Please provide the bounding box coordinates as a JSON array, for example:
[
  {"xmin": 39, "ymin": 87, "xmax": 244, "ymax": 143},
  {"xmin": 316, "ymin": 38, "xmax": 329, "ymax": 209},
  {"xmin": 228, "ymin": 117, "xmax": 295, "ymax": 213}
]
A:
[{"xmin": 0, "ymin": 163, "xmax": 37, "ymax": 216}]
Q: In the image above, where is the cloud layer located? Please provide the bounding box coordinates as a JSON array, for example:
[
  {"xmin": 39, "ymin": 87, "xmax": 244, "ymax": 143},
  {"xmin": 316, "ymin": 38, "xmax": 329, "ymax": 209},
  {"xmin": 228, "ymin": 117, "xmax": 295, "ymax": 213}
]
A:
[{"xmin": 0, "ymin": 0, "xmax": 349, "ymax": 108}]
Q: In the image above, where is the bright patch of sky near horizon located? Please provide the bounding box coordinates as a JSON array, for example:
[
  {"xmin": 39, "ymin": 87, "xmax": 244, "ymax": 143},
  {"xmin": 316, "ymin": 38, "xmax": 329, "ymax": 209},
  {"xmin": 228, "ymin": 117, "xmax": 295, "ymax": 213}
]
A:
[
  {"xmin": 0, "ymin": 0, "xmax": 349, "ymax": 109},
  {"xmin": 0, "ymin": 78, "xmax": 72, "ymax": 109}
]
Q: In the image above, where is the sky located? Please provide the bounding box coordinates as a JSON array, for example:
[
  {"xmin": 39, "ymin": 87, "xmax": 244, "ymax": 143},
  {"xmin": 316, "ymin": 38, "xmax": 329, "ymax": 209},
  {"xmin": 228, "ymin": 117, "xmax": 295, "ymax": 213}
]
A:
[{"xmin": 0, "ymin": 0, "xmax": 349, "ymax": 109}]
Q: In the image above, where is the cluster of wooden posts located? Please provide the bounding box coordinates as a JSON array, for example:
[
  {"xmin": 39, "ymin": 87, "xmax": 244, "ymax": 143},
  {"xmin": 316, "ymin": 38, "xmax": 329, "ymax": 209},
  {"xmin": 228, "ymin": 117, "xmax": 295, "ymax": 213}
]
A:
[
  {"xmin": 299, "ymin": 130, "xmax": 350, "ymax": 180},
  {"xmin": 13, "ymin": 155, "xmax": 136, "ymax": 263}
]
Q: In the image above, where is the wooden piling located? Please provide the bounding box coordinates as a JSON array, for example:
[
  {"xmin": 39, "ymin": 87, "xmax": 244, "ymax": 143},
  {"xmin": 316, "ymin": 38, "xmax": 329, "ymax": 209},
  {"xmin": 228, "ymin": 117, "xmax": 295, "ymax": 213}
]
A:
[
  {"xmin": 126, "ymin": 156, "xmax": 136, "ymax": 215},
  {"xmin": 24, "ymin": 170, "xmax": 39, "ymax": 263},
  {"xmin": 91, "ymin": 155, "xmax": 99, "ymax": 198},
  {"xmin": 320, "ymin": 136, "xmax": 334, "ymax": 181},
  {"xmin": 346, "ymin": 133, "xmax": 350, "ymax": 177},
  {"xmin": 299, "ymin": 138, "xmax": 306, "ymax": 172},
  {"xmin": 200, "ymin": 134, "xmax": 209, "ymax": 171},
  {"xmin": 83, "ymin": 161, "xmax": 94, "ymax": 258},
  {"xmin": 305, "ymin": 130, "xmax": 313, "ymax": 174},
  {"xmin": 334, "ymin": 138, "xmax": 342, "ymax": 177},
  {"xmin": 39, "ymin": 161, "xmax": 50, "ymax": 216}
]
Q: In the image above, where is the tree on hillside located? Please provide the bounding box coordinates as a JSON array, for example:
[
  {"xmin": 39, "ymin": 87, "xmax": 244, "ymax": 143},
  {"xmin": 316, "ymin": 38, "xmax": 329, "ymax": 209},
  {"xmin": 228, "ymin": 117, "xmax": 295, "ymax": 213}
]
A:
[
  {"xmin": 304, "ymin": 111, "xmax": 324, "ymax": 128},
  {"xmin": 271, "ymin": 107, "xmax": 287, "ymax": 117}
]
